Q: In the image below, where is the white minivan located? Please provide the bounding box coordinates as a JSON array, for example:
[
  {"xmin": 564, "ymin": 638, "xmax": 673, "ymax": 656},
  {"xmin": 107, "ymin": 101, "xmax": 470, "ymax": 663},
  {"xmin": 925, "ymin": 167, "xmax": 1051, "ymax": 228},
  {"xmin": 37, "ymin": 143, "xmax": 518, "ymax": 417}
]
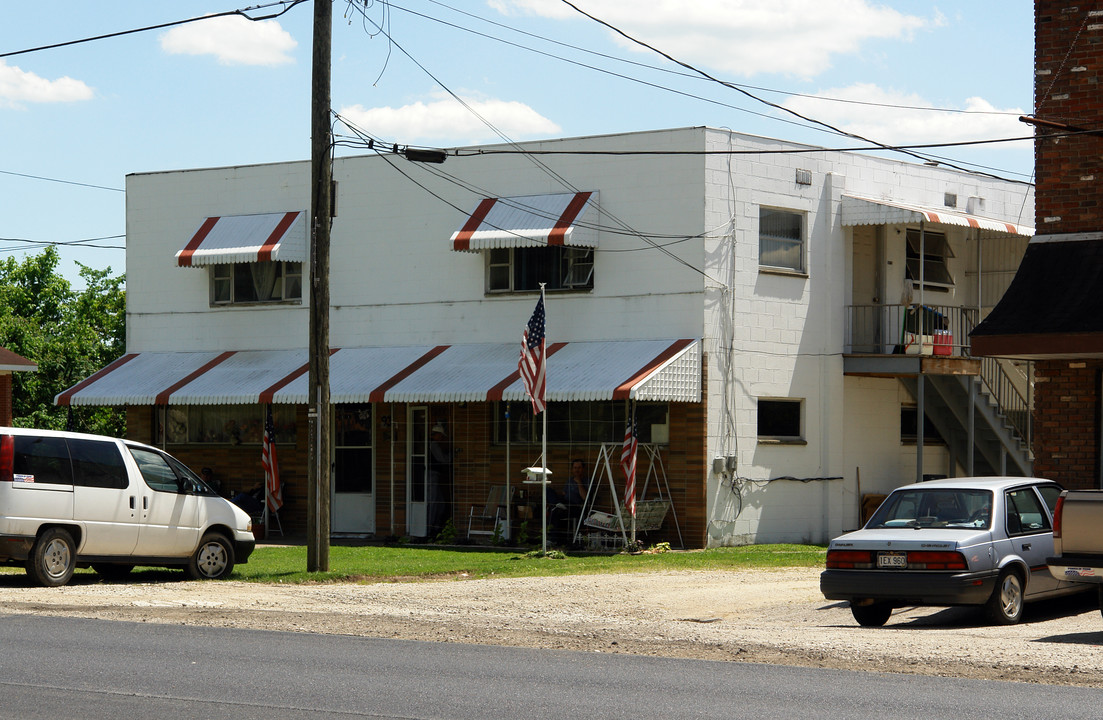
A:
[{"xmin": 0, "ymin": 427, "xmax": 256, "ymax": 586}]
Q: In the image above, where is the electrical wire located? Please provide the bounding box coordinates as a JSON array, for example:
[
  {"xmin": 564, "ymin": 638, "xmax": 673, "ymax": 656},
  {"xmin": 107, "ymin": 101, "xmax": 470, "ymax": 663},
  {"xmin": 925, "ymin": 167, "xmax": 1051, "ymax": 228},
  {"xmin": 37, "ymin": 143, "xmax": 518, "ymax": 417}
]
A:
[
  {"xmin": 0, "ymin": 235, "xmax": 125, "ymax": 252},
  {"xmin": 0, "ymin": 169, "xmax": 123, "ymax": 193},
  {"xmin": 1, "ymin": 1, "xmax": 308, "ymax": 59}
]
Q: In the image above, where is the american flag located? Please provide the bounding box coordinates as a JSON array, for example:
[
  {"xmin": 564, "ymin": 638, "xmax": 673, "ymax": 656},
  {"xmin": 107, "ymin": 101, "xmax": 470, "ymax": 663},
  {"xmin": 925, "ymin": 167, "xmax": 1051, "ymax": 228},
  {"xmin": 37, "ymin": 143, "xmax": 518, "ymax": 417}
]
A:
[
  {"xmin": 621, "ymin": 415, "xmax": 638, "ymax": 517},
  {"xmin": 519, "ymin": 295, "xmax": 547, "ymax": 414},
  {"xmin": 262, "ymin": 405, "xmax": 283, "ymax": 513}
]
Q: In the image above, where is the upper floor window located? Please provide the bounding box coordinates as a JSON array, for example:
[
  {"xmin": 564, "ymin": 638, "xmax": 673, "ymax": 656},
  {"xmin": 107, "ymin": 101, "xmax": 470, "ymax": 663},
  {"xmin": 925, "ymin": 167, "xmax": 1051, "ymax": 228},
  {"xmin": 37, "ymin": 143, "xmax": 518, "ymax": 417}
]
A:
[
  {"xmin": 905, "ymin": 229, "xmax": 953, "ymax": 288},
  {"xmin": 487, "ymin": 247, "xmax": 594, "ymax": 294},
  {"xmin": 212, "ymin": 262, "xmax": 302, "ymax": 306},
  {"xmin": 759, "ymin": 208, "xmax": 805, "ymax": 272}
]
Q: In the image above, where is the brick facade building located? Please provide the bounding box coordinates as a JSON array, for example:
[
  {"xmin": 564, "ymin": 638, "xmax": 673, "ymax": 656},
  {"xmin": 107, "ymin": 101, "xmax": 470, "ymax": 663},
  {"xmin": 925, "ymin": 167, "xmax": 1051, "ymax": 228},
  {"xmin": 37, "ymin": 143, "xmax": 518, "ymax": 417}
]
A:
[
  {"xmin": 972, "ymin": 2, "xmax": 1103, "ymax": 488},
  {"xmin": 0, "ymin": 348, "xmax": 37, "ymax": 426}
]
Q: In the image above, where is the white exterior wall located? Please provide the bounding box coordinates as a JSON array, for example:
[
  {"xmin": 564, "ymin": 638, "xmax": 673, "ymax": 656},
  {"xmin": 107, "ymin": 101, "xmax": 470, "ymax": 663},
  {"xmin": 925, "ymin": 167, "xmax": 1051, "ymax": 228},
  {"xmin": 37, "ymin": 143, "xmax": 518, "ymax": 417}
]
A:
[
  {"xmin": 696, "ymin": 129, "xmax": 1033, "ymax": 546},
  {"xmin": 124, "ymin": 126, "xmax": 1034, "ymax": 548}
]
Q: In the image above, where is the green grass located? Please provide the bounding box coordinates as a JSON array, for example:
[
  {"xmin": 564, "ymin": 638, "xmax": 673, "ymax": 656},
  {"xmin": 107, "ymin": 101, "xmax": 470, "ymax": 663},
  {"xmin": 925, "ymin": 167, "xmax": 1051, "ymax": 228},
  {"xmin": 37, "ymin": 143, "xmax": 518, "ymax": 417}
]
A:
[
  {"xmin": 0, "ymin": 543, "xmax": 826, "ymax": 585},
  {"xmin": 230, "ymin": 543, "xmax": 827, "ymax": 584}
]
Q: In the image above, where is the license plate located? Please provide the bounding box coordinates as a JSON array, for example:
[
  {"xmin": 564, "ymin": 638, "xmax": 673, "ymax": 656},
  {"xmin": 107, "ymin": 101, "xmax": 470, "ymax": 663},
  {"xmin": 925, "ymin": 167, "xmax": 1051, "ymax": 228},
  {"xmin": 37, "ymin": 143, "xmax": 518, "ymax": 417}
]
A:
[{"xmin": 877, "ymin": 551, "xmax": 907, "ymax": 568}]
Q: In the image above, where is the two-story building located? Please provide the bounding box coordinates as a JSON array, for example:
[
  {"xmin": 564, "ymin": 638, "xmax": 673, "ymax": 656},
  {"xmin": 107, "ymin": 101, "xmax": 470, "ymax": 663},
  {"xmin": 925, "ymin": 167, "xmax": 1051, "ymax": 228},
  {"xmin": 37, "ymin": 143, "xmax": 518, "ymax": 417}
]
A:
[{"xmin": 57, "ymin": 126, "xmax": 1034, "ymax": 547}]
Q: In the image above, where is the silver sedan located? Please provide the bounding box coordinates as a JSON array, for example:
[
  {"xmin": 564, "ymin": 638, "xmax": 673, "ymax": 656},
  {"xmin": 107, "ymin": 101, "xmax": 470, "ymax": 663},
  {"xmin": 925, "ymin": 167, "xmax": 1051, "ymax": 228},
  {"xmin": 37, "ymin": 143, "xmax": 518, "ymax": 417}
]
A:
[{"xmin": 820, "ymin": 477, "xmax": 1085, "ymax": 626}]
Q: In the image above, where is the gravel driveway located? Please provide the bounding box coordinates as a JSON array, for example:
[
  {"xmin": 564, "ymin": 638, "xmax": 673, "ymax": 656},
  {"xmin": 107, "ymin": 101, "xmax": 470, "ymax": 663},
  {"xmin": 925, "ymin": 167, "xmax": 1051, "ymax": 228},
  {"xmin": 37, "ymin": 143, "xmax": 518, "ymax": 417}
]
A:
[{"xmin": 2, "ymin": 567, "xmax": 1102, "ymax": 687}]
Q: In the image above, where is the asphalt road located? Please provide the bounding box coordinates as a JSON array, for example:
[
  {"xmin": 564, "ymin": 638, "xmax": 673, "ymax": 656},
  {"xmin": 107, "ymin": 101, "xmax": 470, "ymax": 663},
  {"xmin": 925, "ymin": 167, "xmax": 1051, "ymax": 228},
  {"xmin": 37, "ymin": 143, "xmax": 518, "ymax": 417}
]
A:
[{"xmin": 2, "ymin": 614, "xmax": 1102, "ymax": 719}]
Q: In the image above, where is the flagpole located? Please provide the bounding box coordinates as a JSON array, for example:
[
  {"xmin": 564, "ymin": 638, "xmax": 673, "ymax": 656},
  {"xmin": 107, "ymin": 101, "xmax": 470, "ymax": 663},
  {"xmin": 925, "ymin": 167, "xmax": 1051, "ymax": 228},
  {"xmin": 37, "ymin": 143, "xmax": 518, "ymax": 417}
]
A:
[{"xmin": 540, "ymin": 284, "xmax": 548, "ymax": 555}]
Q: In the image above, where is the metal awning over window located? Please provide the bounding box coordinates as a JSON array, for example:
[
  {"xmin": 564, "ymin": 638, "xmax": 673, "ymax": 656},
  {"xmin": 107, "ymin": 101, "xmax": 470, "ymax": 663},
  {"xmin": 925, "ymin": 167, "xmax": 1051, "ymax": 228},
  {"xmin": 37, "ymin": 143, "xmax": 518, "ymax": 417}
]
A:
[
  {"xmin": 176, "ymin": 211, "xmax": 308, "ymax": 267},
  {"xmin": 55, "ymin": 339, "xmax": 700, "ymax": 407},
  {"xmin": 841, "ymin": 195, "xmax": 1034, "ymax": 237},
  {"xmin": 450, "ymin": 192, "xmax": 599, "ymax": 252}
]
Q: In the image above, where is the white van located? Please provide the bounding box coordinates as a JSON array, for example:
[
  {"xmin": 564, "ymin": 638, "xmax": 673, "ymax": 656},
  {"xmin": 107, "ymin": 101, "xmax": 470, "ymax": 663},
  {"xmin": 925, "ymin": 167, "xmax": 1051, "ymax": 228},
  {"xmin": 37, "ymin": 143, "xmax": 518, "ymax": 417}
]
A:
[{"xmin": 0, "ymin": 427, "xmax": 256, "ymax": 586}]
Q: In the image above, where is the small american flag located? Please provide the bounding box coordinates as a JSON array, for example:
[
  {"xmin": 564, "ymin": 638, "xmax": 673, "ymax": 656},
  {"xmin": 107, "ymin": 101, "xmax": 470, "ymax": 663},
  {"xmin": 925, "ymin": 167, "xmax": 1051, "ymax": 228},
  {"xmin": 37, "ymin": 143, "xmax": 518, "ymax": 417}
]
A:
[
  {"xmin": 262, "ymin": 405, "xmax": 283, "ymax": 513},
  {"xmin": 519, "ymin": 295, "xmax": 547, "ymax": 414},
  {"xmin": 621, "ymin": 415, "xmax": 638, "ymax": 517}
]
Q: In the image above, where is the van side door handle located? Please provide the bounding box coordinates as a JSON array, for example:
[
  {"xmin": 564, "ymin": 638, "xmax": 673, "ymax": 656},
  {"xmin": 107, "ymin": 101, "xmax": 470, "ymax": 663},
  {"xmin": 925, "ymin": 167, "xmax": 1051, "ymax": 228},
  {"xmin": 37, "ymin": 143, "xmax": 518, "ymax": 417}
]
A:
[
  {"xmin": 1022, "ymin": 543, "xmax": 1032, "ymax": 551},
  {"xmin": 143, "ymin": 496, "xmax": 149, "ymax": 510},
  {"xmin": 129, "ymin": 496, "xmax": 135, "ymax": 509}
]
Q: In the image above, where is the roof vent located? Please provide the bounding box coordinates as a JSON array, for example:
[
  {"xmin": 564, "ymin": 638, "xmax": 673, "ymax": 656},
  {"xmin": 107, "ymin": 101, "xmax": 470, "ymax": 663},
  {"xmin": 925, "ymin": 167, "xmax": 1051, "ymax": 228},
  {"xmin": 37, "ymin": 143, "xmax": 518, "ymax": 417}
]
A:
[{"xmin": 944, "ymin": 192, "xmax": 957, "ymax": 208}]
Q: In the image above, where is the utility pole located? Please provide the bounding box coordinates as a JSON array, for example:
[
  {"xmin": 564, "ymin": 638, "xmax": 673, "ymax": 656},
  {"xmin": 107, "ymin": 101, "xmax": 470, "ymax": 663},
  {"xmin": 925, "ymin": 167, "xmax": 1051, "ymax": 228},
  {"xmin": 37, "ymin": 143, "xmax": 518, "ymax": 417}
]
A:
[{"xmin": 308, "ymin": 0, "xmax": 332, "ymax": 572}]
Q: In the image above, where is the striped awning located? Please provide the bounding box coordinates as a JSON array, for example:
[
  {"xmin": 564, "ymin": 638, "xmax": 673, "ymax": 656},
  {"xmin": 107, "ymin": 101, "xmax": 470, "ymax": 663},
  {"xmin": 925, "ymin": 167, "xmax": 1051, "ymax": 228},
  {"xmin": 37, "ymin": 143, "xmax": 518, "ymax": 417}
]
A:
[
  {"xmin": 55, "ymin": 339, "xmax": 700, "ymax": 407},
  {"xmin": 176, "ymin": 211, "xmax": 308, "ymax": 267},
  {"xmin": 450, "ymin": 192, "xmax": 599, "ymax": 252},
  {"xmin": 841, "ymin": 195, "xmax": 1034, "ymax": 237}
]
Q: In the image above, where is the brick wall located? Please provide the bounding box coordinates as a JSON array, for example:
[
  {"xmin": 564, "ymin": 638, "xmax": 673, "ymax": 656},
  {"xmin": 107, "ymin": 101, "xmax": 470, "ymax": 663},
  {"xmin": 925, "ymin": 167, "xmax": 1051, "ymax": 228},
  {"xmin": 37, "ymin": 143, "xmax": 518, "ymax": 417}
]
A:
[
  {"xmin": 1033, "ymin": 361, "xmax": 1101, "ymax": 488},
  {"xmin": 0, "ymin": 373, "xmax": 10, "ymax": 426},
  {"xmin": 1034, "ymin": 2, "xmax": 1103, "ymax": 233}
]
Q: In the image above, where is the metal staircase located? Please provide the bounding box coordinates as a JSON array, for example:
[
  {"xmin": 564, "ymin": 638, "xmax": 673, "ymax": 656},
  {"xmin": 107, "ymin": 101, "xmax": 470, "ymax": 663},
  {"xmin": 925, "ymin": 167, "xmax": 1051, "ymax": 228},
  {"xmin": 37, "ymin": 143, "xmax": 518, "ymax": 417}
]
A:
[{"xmin": 900, "ymin": 359, "xmax": 1032, "ymax": 477}]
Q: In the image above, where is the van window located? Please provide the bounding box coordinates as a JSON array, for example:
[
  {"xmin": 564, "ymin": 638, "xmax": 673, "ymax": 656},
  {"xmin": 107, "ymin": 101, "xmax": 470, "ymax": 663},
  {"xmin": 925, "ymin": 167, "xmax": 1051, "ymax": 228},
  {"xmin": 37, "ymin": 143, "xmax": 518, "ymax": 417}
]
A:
[
  {"xmin": 129, "ymin": 447, "xmax": 182, "ymax": 493},
  {"xmin": 68, "ymin": 438, "xmax": 129, "ymax": 490},
  {"xmin": 13, "ymin": 436, "xmax": 73, "ymax": 485}
]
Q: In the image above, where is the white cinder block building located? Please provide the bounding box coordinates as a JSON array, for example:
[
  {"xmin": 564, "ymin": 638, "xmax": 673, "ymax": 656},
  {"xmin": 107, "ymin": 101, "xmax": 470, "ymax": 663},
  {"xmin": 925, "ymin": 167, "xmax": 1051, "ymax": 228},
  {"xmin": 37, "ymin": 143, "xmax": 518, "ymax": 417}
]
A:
[{"xmin": 59, "ymin": 126, "xmax": 1035, "ymax": 548}]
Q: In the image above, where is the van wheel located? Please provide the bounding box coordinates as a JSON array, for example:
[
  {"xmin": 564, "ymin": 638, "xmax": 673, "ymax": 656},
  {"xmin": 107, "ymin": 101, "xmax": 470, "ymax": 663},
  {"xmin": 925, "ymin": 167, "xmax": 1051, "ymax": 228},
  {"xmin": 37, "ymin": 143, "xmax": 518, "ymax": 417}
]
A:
[
  {"xmin": 985, "ymin": 568, "xmax": 1024, "ymax": 625},
  {"xmin": 26, "ymin": 528, "xmax": 76, "ymax": 587},
  {"xmin": 92, "ymin": 563, "xmax": 133, "ymax": 580},
  {"xmin": 186, "ymin": 533, "xmax": 234, "ymax": 580}
]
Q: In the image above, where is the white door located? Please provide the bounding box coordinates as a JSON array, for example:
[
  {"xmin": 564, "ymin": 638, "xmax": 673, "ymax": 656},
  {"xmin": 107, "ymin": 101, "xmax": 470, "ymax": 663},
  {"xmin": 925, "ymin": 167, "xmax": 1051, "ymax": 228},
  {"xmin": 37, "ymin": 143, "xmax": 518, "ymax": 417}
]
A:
[
  {"xmin": 333, "ymin": 405, "xmax": 375, "ymax": 535},
  {"xmin": 127, "ymin": 446, "xmax": 201, "ymax": 557},
  {"xmin": 407, "ymin": 406, "xmax": 429, "ymax": 537}
]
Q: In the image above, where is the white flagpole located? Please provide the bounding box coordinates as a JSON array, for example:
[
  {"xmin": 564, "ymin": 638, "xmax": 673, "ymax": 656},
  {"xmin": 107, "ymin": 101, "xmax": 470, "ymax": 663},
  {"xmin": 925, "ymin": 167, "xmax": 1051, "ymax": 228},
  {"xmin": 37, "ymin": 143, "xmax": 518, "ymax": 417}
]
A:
[{"xmin": 540, "ymin": 283, "xmax": 548, "ymax": 555}]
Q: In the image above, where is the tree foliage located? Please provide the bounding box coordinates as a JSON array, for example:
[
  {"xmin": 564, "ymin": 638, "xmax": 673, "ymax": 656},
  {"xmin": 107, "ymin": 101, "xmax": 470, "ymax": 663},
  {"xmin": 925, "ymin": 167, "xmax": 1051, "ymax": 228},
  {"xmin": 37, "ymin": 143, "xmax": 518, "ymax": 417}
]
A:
[{"xmin": 0, "ymin": 248, "xmax": 126, "ymax": 435}]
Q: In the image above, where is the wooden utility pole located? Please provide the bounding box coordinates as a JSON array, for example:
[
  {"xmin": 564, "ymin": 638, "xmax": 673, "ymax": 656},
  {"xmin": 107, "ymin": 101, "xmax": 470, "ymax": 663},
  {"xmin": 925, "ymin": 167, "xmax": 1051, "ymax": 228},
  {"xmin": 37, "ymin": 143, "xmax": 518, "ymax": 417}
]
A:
[{"xmin": 308, "ymin": 0, "xmax": 332, "ymax": 572}]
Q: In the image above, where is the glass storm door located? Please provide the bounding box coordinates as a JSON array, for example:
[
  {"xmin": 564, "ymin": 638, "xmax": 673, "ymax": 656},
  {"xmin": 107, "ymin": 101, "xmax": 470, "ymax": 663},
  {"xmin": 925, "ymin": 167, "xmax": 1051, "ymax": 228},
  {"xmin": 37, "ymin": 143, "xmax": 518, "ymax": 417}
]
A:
[
  {"xmin": 407, "ymin": 406, "xmax": 429, "ymax": 537},
  {"xmin": 333, "ymin": 405, "xmax": 374, "ymax": 534}
]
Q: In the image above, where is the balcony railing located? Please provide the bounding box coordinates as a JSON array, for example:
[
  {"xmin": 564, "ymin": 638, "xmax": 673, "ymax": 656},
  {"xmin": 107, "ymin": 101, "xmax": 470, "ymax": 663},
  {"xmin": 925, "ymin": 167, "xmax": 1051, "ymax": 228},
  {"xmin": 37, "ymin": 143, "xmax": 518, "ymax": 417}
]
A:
[
  {"xmin": 845, "ymin": 304, "xmax": 979, "ymax": 357},
  {"xmin": 845, "ymin": 303, "xmax": 1032, "ymax": 450}
]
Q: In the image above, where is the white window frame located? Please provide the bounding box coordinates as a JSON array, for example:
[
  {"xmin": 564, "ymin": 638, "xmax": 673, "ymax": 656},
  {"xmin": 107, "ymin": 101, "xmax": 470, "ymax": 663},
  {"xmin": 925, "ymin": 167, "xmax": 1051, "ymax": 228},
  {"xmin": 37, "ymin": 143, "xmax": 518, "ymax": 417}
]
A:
[
  {"xmin": 485, "ymin": 246, "xmax": 594, "ymax": 294},
  {"xmin": 757, "ymin": 398, "xmax": 804, "ymax": 443},
  {"xmin": 210, "ymin": 261, "xmax": 303, "ymax": 306},
  {"xmin": 759, "ymin": 207, "xmax": 806, "ymax": 273}
]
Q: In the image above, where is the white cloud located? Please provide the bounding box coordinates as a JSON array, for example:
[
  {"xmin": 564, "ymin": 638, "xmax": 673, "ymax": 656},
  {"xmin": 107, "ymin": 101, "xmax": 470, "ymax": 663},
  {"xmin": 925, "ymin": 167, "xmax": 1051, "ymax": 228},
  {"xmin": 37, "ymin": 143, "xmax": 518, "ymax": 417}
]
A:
[
  {"xmin": 160, "ymin": 16, "xmax": 297, "ymax": 66},
  {"xmin": 489, "ymin": 0, "xmax": 931, "ymax": 78},
  {"xmin": 338, "ymin": 93, "xmax": 561, "ymax": 145},
  {"xmin": 781, "ymin": 83, "xmax": 1028, "ymax": 147},
  {"xmin": 0, "ymin": 60, "xmax": 93, "ymax": 107}
]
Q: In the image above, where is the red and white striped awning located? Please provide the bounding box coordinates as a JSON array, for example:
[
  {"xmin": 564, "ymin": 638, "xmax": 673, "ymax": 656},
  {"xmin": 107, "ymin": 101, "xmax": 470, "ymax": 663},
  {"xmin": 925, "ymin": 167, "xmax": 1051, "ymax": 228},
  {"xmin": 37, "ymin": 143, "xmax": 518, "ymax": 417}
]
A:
[
  {"xmin": 451, "ymin": 192, "xmax": 599, "ymax": 252},
  {"xmin": 841, "ymin": 195, "xmax": 1034, "ymax": 237},
  {"xmin": 55, "ymin": 339, "xmax": 699, "ymax": 407},
  {"xmin": 176, "ymin": 211, "xmax": 308, "ymax": 267}
]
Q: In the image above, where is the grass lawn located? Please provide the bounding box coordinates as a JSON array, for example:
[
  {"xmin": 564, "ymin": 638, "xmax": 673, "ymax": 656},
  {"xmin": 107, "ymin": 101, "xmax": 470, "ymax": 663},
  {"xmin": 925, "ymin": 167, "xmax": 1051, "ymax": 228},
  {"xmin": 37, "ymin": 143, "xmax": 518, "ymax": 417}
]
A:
[{"xmin": 0, "ymin": 543, "xmax": 826, "ymax": 585}]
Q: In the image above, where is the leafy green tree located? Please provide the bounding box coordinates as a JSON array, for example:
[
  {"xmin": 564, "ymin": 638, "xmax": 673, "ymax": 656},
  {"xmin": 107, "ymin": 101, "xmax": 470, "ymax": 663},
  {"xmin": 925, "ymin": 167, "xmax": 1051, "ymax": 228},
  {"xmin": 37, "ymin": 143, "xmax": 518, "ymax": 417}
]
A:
[{"xmin": 0, "ymin": 247, "xmax": 126, "ymax": 435}]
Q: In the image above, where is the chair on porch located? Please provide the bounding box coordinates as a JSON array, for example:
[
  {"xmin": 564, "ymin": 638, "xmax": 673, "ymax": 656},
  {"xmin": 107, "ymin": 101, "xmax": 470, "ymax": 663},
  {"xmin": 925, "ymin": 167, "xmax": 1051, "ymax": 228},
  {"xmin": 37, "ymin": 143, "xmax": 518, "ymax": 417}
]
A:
[{"xmin": 467, "ymin": 486, "xmax": 511, "ymax": 539}]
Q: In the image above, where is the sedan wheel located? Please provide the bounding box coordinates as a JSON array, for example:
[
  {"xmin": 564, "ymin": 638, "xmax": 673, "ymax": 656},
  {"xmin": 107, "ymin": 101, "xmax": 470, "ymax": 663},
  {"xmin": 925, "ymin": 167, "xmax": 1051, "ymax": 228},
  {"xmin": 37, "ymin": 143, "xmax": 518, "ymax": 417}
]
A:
[
  {"xmin": 850, "ymin": 602, "xmax": 892, "ymax": 627},
  {"xmin": 985, "ymin": 568, "xmax": 1024, "ymax": 625}
]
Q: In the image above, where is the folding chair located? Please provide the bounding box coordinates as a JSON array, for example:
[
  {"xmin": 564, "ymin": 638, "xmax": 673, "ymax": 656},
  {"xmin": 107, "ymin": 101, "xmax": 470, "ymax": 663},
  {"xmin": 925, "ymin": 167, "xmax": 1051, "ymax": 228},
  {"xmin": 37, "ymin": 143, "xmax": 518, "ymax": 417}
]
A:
[{"xmin": 467, "ymin": 486, "xmax": 510, "ymax": 539}]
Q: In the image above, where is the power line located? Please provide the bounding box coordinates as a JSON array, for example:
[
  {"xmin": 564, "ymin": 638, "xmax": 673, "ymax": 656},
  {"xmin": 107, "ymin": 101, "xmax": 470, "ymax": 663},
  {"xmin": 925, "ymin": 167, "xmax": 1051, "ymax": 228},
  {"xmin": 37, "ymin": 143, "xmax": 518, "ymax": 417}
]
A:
[
  {"xmin": 0, "ymin": 169, "xmax": 123, "ymax": 193},
  {"xmin": 0, "ymin": 235, "xmax": 125, "ymax": 252},
  {"xmin": 401, "ymin": 0, "xmax": 1023, "ymax": 119},
  {"xmin": 1, "ymin": 0, "xmax": 308, "ymax": 59}
]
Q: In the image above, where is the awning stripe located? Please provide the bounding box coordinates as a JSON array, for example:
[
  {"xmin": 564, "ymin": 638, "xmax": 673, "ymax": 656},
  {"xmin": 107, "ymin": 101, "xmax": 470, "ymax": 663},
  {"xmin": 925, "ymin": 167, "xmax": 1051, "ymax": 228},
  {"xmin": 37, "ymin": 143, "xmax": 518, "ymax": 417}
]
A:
[
  {"xmin": 452, "ymin": 199, "xmax": 497, "ymax": 252},
  {"xmin": 177, "ymin": 217, "xmax": 219, "ymax": 268},
  {"xmin": 369, "ymin": 345, "xmax": 450, "ymax": 403},
  {"xmin": 613, "ymin": 339, "xmax": 695, "ymax": 400},
  {"xmin": 486, "ymin": 342, "xmax": 568, "ymax": 402},
  {"xmin": 549, "ymin": 192, "xmax": 592, "ymax": 246},
  {"xmin": 55, "ymin": 353, "xmax": 138, "ymax": 406},
  {"xmin": 258, "ymin": 348, "xmax": 338, "ymax": 405},
  {"xmin": 259, "ymin": 212, "xmax": 301, "ymax": 263},
  {"xmin": 155, "ymin": 351, "xmax": 236, "ymax": 405}
]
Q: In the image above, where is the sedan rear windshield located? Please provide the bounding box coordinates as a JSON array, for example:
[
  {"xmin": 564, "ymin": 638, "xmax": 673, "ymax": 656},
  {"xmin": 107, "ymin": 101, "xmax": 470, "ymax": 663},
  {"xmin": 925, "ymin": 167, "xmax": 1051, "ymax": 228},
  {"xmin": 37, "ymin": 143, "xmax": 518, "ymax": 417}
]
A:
[{"xmin": 868, "ymin": 489, "xmax": 993, "ymax": 529}]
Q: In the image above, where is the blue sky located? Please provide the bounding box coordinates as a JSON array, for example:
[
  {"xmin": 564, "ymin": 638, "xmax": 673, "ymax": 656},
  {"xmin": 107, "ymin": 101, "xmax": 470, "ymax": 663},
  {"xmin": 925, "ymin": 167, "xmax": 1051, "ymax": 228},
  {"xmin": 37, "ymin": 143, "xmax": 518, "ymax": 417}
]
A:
[{"xmin": 1, "ymin": 1, "xmax": 1035, "ymax": 286}]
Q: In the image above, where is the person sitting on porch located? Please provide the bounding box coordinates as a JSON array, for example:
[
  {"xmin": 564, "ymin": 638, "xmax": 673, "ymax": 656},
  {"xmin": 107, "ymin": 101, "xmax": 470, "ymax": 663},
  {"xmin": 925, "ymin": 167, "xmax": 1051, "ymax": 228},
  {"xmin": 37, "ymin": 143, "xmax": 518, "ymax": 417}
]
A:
[{"xmin": 563, "ymin": 459, "xmax": 588, "ymax": 522}]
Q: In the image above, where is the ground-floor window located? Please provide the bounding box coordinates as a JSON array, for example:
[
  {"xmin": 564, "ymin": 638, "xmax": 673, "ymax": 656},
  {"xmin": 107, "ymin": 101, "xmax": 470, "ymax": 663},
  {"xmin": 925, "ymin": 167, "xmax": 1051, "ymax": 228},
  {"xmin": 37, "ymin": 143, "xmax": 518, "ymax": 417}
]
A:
[
  {"xmin": 164, "ymin": 405, "xmax": 297, "ymax": 444},
  {"xmin": 493, "ymin": 401, "xmax": 669, "ymax": 444}
]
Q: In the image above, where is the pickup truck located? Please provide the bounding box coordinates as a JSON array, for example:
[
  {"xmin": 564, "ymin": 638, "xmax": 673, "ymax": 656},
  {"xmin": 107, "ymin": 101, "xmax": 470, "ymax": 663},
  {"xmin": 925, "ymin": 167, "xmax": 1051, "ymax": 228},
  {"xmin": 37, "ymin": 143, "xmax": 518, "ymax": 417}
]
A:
[{"xmin": 1047, "ymin": 489, "xmax": 1103, "ymax": 614}]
